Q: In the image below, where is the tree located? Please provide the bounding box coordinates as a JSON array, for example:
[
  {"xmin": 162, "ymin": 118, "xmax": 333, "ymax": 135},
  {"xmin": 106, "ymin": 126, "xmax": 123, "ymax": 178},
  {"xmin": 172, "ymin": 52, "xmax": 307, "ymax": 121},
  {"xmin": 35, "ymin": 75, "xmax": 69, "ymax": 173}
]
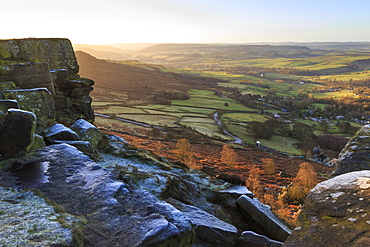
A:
[
  {"xmin": 221, "ymin": 144, "xmax": 238, "ymax": 166},
  {"xmin": 173, "ymin": 138, "xmax": 198, "ymax": 169},
  {"xmin": 294, "ymin": 162, "xmax": 318, "ymax": 189},
  {"xmin": 287, "ymin": 162, "xmax": 318, "ymax": 204},
  {"xmin": 319, "ymin": 120, "xmax": 329, "ymax": 131},
  {"xmin": 261, "ymin": 158, "xmax": 277, "ymax": 175},
  {"xmin": 291, "ymin": 122, "xmax": 315, "ymax": 141},
  {"xmin": 247, "ymin": 121, "xmax": 273, "ymax": 139},
  {"xmin": 246, "ymin": 165, "xmax": 262, "ymax": 195},
  {"xmin": 173, "ymin": 138, "xmax": 192, "ymax": 162}
]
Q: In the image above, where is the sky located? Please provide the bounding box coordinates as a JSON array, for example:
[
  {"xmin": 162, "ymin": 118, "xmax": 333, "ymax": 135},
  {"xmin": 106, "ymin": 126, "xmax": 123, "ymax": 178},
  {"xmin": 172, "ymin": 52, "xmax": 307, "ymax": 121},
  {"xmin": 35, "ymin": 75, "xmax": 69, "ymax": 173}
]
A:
[{"xmin": 2, "ymin": 0, "xmax": 370, "ymax": 44}]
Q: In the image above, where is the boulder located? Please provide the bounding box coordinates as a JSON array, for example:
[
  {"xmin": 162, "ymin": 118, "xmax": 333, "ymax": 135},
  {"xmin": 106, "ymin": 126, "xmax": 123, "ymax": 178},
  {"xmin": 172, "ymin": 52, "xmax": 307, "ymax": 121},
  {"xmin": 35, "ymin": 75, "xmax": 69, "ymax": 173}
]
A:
[
  {"xmin": 0, "ymin": 144, "xmax": 194, "ymax": 247},
  {"xmin": 3, "ymin": 88, "xmax": 55, "ymax": 129},
  {"xmin": 283, "ymin": 170, "xmax": 370, "ymax": 247},
  {"xmin": 0, "ymin": 109, "xmax": 36, "ymax": 158},
  {"xmin": 167, "ymin": 198, "xmax": 238, "ymax": 247},
  {"xmin": 235, "ymin": 231, "xmax": 284, "ymax": 247},
  {"xmin": 45, "ymin": 123, "xmax": 80, "ymax": 144},
  {"xmin": 71, "ymin": 119, "xmax": 102, "ymax": 149},
  {"xmin": 237, "ymin": 195, "xmax": 292, "ymax": 242},
  {"xmin": 53, "ymin": 140, "xmax": 103, "ymax": 162},
  {"xmin": 332, "ymin": 124, "xmax": 370, "ymax": 176}
]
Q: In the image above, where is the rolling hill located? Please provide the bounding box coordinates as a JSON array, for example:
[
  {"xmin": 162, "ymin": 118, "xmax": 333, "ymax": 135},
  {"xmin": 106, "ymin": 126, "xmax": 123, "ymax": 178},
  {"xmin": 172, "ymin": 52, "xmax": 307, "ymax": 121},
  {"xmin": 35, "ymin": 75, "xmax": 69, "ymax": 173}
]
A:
[{"xmin": 75, "ymin": 51, "xmax": 221, "ymax": 102}]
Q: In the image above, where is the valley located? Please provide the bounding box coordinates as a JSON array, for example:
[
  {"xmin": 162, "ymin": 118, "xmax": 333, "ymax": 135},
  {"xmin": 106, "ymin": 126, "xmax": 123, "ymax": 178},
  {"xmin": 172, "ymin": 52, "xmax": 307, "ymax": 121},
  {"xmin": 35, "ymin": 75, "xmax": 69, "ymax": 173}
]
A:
[{"xmin": 75, "ymin": 43, "xmax": 370, "ymax": 224}]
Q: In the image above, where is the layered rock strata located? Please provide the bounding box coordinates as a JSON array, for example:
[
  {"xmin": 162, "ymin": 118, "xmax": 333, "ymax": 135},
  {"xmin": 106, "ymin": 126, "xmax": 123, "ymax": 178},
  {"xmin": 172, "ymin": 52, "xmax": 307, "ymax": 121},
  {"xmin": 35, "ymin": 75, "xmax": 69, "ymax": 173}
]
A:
[{"xmin": 0, "ymin": 38, "xmax": 94, "ymax": 125}]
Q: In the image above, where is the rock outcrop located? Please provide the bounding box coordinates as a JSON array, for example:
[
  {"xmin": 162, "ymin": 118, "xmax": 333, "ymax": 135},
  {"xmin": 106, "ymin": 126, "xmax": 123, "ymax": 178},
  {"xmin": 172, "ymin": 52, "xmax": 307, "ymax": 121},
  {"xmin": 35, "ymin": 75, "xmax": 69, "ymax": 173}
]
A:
[
  {"xmin": 332, "ymin": 124, "xmax": 370, "ymax": 177},
  {"xmin": 284, "ymin": 124, "xmax": 370, "ymax": 247},
  {"xmin": 284, "ymin": 170, "xmax": 370, "ymax": 247},
  {"xmin": 0, "ymin": 144, "xmax": 194, "ymax": 247},
  {"xmin": 0, "ymin": 38, "xmax": 94, "ymax": 124},
  {"xmin": 0, "ymin": 38, "xmax": 294, "ymax": 246}
]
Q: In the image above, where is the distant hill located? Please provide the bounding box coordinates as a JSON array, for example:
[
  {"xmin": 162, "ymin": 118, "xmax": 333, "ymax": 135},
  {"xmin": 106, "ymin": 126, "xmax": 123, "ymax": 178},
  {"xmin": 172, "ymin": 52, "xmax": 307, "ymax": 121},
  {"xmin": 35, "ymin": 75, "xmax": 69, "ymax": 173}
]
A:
[
  {"xmin": 141, "ymin": 43, "xmax": 311, "ymax": 53},
  {"xmin": 73, "ymin": 44, "xmax": 131, "ymax": 60},
  {"xmin": 108, "ymin": 43, "xmax": 157, "ymax": 51},
  {"xmin": 75, "ymin": 51, "xmax": 224, "ymax": 103}
]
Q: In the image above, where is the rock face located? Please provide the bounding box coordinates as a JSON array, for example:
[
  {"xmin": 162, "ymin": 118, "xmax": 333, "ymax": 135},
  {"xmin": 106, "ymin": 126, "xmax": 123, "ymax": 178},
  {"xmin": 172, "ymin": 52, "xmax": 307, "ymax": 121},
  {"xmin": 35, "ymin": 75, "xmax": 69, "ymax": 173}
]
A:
[
  {"xmin": 0, "ymin": 109, "xmax": 36, "ymax": 158},
  {"xmin": 3, "ymin": 88, "xmax": 55, "ymax": 129},
  {"xmin": 284, "ymin": 170, "xmax": 370, "ymax": 247},
  {"xmin": 0, "ymin": 38, "xmax": 94, "ymax": 123},
  {"xmin": 332, "ymin": 124, "xmax": 370, "ymax": 177},
  {"xmin": 0, "ymin": 38, "xmax": 78, "ymax": 73}
]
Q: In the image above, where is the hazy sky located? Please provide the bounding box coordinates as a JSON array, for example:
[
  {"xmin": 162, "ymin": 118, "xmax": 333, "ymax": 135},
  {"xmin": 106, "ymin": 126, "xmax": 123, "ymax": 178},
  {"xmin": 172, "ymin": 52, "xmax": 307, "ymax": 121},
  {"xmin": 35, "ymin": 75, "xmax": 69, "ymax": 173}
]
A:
[{"xmin": 2, "ymin": 0, "xmax": 370, "ymax": 44}]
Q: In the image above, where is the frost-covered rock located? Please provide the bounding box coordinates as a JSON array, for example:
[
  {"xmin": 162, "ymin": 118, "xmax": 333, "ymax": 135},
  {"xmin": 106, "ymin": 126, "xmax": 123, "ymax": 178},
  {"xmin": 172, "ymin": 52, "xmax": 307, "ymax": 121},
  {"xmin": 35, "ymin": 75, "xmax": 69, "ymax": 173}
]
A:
[
  {"xmin": 0, "ymin": 144, "xmax": 194, "ymax": 247},
  {"xmin": 45, "ymin": 123, "xmax": 80, "ymax": 144},
  {"xmin": 54, "ymin": 140, "xmax": 103, "ymax": 162},
  {"xmin": 168, "ymin": 198, "xmax": 238, "ymax": 247},
  {"xmin": 0, "ymin": 186, "xmax": 83, "ymax": 247},
  {"xmin": 71, "ymin": 119, "xmax": 102, "ymax": 149},
  {"xmin": 0, "ymin": 109, "xmax": 36, "ymax": 158}
]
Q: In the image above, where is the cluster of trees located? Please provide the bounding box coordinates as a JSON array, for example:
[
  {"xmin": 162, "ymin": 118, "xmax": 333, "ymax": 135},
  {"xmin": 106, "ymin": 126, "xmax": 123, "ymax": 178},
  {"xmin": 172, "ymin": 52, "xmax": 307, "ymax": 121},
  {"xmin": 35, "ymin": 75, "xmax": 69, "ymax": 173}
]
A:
[
  {"xmin": 247, "ymin": 119, "xmax": 315, "ymax": 141},
  {"xmin": 153, "ymin": 91, "xmax": 189, "ymax": 105}
]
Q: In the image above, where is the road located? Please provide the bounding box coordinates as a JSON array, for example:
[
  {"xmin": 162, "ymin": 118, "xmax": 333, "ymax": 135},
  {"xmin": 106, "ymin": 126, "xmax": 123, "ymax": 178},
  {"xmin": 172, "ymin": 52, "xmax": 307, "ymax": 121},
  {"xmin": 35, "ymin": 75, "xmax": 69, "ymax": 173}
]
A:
[{"xmin": 213, "ymin": 112, "xmax": 243, "ymax": 144}]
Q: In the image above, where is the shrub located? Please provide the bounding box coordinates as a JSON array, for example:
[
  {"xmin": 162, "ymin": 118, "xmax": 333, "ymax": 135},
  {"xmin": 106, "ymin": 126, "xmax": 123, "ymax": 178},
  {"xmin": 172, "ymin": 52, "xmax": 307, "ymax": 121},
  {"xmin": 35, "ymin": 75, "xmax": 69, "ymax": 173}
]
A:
[
  {"xmin": 220, "ymin": 144, "xmax": 238, "ymax": 166},
  {"xmin": 261, "ymin": 158, "xmax": 277, "ymax": 175}
]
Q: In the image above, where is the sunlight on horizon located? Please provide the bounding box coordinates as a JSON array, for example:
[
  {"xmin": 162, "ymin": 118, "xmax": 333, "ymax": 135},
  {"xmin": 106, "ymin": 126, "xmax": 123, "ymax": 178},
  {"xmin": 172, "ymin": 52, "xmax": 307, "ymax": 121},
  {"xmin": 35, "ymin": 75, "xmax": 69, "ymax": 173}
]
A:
[{"xmin": 2, "ymin": 0, "xmax": 370, "ymax": 44}]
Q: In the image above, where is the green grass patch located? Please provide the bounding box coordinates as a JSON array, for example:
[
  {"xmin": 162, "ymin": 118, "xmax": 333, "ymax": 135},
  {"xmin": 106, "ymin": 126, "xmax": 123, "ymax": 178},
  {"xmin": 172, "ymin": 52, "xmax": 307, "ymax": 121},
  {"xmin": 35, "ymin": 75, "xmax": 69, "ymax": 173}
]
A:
[
  {"xmin": 312, "ymin": 90, "xmax": 358, "ymax": 99},
  {"xmin": 180, "ymin": 116, "xmax": 215, "ymax": 124},
  {"xmin": 260, "ymin": 136, "xmax": 303, "ymax": 155},
  {"xmin": 116, "ymin": 114, "xmax": 178, "ymax": 127},
  {"xmin": 180, "ymin": 121, "xmax": 233, "ymax": 141},
  {"xmin": 94, "ymin": 106, "xmax": 148, "ymax": 114},
  {"xmin": 222, "ymin": 113, "xmax": 268, "ymax": 122},
  {"xmin": 137, "ymin": 104, "xmax": 216, "ymax": 114}
]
